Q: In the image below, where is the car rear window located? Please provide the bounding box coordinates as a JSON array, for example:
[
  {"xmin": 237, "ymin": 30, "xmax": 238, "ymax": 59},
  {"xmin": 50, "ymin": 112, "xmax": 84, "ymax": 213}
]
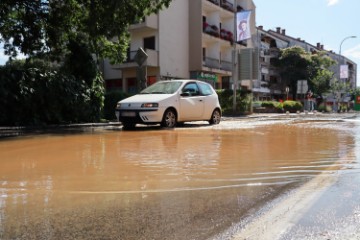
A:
[{"xmin": 198, "ymin": 82, "xmax": 214, "ymax": 96}]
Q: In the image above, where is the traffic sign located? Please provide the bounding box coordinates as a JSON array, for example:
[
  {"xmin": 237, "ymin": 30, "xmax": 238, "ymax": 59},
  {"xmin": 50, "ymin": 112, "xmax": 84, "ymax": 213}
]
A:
[{"xmin": 297, "ymin": 80, "xmax": 308, "ymax": 94}]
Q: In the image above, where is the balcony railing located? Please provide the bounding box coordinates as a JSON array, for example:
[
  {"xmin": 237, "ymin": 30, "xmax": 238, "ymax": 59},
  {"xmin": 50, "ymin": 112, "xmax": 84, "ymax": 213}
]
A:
[
  {"xmin": 220, "ymin": 60, "xmax": 232, "ymax": 71},
  {"xmin": 116, "ymin": 49, "xmax": 158, "ymax": 67},
  {"xmin": 206, "ymin": 0, "xmax": 234, "ymax": 12},
  {"xmin": 220, "ymin": 29, "xmax": 234, "ymax": 44},
  {"xmin": 203, "ymin": 22, "xmax": 234, "ymax": 44},
  {"xmin": 203, "ymin": 57, "xmax": 232, "ymax": 71},
  {"xmin": 207, "ymin": 0, "xmax": 220, "ymax": 5},
  {"xmin": 204, "ymin": 57, "xmax": 220, "ymax": 69},
  {"xmin": 203, "ymin": 22, "xmax": 220, "ymax": 38},
  {"xmin": 129, "ymin": 14, "xmax": 158, "ymax": 30},
  {"xmin": 125, "ymin": 51, "xmax": 137, "ymax": 63},
  {"xmin": 221, "ymin": 0, "xmax": 234, "ymax": 12}
]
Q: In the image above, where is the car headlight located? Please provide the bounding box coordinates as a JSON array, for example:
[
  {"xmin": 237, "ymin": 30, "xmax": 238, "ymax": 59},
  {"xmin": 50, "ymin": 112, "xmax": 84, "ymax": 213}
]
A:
[{"xmin": 141, "ymin": 103, "xmax": 159, "ymax": 108}]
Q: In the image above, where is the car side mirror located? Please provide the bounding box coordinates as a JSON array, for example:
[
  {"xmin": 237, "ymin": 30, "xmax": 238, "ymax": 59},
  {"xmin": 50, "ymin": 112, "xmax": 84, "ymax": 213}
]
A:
[{"xmin": 181, "ymin": 92, "xmax": 190, "ymax": 97}]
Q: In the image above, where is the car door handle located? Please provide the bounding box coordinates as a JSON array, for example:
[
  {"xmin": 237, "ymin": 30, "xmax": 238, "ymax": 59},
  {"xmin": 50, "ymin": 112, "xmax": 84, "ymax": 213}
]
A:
[{"xmin": 199, "ymin": 100, "xmax": 203, "ymax": 102}]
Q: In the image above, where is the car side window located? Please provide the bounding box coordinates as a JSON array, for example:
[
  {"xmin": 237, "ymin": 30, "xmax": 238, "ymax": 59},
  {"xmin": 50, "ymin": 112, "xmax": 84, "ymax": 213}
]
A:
[
  {"xmin": 198, "ymin": 82, "xmax": 214, "ymax": 96},
  {"xmin": 182, "ymin": 83, "xmax": 200, "ymax": 97}
]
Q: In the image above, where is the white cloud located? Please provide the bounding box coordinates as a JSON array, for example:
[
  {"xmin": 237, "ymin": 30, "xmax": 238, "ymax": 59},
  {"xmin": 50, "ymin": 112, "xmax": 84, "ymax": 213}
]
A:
[
  {"xmin": 327, "ymin": 0, "xmax": 339, "ymax": 6},
  {"xmin": 344, "ymin": 44, "xmax": 360, "ymax": 60}
]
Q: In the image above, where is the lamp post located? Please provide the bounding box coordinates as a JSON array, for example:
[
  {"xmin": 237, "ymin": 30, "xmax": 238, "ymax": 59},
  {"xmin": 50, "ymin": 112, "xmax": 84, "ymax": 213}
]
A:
[
  {"xmin": 336, "ymin": 36, "xmax": 356, "ymax": 112},
  {"xmin": 339, "ymin": 35, "xmax": 356, "ymax": 77},
  {"xmin": 339, "ymin": 36, "xmax": 356, "ymax": 56}
]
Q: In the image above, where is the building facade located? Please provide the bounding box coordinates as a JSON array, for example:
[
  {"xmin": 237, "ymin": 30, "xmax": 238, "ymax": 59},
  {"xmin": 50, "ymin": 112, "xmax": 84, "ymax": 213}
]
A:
[
  {"xmin": 253, "ymin": 26, "xmax": 357, "ymax": 103},
  {"xmin": 102, "ymin": 0, "xmax": 256, "ymax": 93},
  {"xmin": 102, "ymin": 1, "xmax": 357, "ymax": 106}
]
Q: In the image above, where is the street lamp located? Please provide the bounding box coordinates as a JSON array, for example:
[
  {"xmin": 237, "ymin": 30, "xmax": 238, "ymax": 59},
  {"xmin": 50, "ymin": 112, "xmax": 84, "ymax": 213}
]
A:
[
  {"xmin": 336, "ymin": 36, "xmax": 356, "ymax": 112},
  {"xmin": 339, "ymin": 35, "xmax": 356, "ymax": 56},
  {"xmin": 338, "ymin": 35, "xmax": 356, "ymax": 79}
]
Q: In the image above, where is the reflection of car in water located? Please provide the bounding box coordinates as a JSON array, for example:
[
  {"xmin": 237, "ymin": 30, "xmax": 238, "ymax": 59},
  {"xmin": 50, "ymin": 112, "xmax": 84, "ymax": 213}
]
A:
[
  {"xmin": 119, "ymin": 131, "xmax": 222, "ymax": 174},
  {"xmin": 115, "ymin": 80, "xmax": 221, "ymax": 129}
]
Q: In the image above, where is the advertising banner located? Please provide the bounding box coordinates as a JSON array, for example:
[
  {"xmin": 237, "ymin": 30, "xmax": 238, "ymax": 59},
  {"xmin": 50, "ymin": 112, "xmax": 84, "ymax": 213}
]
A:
[
  {"xmin": 340, "ymin": 64, "xmax": 349, "ymax": 79},
  {"xmin": 236, "ymin": 11, "xmax": 251, "ymax": 41}
]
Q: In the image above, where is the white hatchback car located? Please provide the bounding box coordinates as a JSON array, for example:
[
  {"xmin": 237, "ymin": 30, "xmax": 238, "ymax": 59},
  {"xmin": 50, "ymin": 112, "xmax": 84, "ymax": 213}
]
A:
[{"xmin": 115, "ymin": 80, "xmax": 221, "ymax": 129}]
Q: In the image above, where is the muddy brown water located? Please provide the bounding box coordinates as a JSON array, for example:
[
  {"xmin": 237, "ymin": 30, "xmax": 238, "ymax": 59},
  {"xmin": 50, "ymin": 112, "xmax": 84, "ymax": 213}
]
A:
[{"xmin": 0, "ymin": 119, "xmax": 358, "ymax": 239}]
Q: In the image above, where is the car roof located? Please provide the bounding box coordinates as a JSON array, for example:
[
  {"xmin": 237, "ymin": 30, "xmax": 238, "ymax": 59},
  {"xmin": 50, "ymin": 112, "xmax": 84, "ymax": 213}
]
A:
[{"xmin": 159, "ymin": 79, "xmax": 210, "ymax": 84}]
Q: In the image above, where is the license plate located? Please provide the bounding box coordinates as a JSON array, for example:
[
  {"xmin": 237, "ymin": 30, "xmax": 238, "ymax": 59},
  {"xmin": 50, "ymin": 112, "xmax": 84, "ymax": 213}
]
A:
[{"xmin": 121, "ymin": 111, "xmax": 136, "ymax": 117}]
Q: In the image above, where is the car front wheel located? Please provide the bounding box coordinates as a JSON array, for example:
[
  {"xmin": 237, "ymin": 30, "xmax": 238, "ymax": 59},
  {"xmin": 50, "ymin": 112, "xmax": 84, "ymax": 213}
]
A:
[
  {"xmin": 209, "ymin": 109, "xmax": 221, "ymax": 125},
  {"xmin": 161, "ymin": 109, "xmax": 177, "ymax": 128}
]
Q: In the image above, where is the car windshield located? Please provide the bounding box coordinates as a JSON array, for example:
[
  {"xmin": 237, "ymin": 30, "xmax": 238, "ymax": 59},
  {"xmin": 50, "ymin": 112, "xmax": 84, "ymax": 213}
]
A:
[{"xmin": 140, "ymin": 81, "xmax": 183, "ymax": 94}]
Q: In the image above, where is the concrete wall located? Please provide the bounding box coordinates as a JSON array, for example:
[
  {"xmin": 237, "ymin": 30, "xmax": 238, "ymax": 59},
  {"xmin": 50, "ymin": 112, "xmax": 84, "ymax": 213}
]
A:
[
  {"xmin": 189, "ymin": 0, "xmax": 203, "ymax": 71},
  {"xmin": 159, "ymin": 0, "xmax": 190, "ymax": 79},
  {"xmin": 102, "ymin": 59, "xmax": 122, "ymax": 80}
]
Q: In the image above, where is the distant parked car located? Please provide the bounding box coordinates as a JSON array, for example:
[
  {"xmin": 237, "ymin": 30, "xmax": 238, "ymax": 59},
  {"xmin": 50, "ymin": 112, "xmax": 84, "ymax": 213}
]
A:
[{"xmin": 115, "ymin": 80, "xmax": 221, "ymax": 129}]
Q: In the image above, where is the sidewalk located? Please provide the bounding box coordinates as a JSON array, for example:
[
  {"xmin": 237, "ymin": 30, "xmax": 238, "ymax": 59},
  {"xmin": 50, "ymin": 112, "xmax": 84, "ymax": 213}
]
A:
[{"xmin": 0, "ymin": 122, "xmax": 122, "ymax": 138}]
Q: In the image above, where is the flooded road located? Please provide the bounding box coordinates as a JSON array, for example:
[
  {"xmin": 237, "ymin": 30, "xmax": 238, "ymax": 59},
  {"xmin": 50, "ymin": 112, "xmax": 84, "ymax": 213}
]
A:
[{"xmin": 0, "ymin": 116, "xmax": 359, "ymax": 239}]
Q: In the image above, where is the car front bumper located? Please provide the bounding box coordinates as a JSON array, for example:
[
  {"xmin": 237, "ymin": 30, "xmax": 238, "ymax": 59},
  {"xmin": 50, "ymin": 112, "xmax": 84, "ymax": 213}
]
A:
[{"xmin": 115, "ymin": 109, "xmax": 163, "ymax": 124}]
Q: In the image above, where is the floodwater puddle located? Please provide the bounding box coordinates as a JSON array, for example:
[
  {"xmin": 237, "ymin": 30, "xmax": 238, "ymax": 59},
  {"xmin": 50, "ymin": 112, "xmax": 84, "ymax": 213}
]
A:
[{"xmin": 0, "ymin": 120, "xmax": 359, "ymax": 239}]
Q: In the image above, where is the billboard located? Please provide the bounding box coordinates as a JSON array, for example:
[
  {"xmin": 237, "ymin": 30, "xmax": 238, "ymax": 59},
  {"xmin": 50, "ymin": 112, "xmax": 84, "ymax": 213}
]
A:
[{"xmin": 236, "ymin": 11, "xmax": 251, "ymax": 42}]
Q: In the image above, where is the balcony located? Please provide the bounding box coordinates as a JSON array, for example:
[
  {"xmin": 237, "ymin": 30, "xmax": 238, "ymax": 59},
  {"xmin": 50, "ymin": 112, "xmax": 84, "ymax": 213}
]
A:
[
  {"xmin": 268, "ymin": 48, "xmax": 280, "ymax": 57},
  {"xmin": 220, "ymin": 0, "xmax": 234, "ymax": 12},
  {"xmin": 206, "ymin": 0, "xmax": 234, "ymax": 13},
  {"xmin": 129, "ymin": 14, "xmax": 158, "ymax": 31},
  {"xmin": 202, "ymin": 57, "xmax": 232, "ymax": 73},
  {"xmin": 203, "ymin": 22, "xmax": 234, "ymax": 45},
  {"xmin": 220, "ymin": 29, "xmax": 234, "ymax": 44},
  {"xmin": 203, "ymin": 22, "xmax": 220, "ymax": 38},
  {"xmin": 203, "ymin": 57, "xmax": 220, "ymax": 69},
  {"xmin": 220, "ymin": 59, "xmax": 232, "ymax": 71},
  {"xmin": 207, "ymin": 0, "xmax": 220, "ymax": 6},
  {"xmin": 111, "ymin": 49, "xmax": 159, "ymax": 69}
]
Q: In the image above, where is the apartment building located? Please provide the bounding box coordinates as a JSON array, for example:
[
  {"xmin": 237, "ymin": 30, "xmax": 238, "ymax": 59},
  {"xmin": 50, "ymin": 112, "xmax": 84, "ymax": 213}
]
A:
[
  {"xmin": 254, "ymin": 26, "xmax": 357, "ymax": 102},
  {"xmin": 270, "ymin": 27, "xmax": 357, "ymax": 90},
  {"xmin": 102, "ymin": 0, "xmax": 256, "ymax": 93},
  {"xmin": 253, "ymin": 26, "xmax": 289, "ymax": 101}
]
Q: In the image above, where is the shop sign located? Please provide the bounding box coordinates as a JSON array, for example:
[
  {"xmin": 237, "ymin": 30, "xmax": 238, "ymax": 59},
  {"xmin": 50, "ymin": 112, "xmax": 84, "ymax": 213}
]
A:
[
  {"xmin": 356, "ymin": 96, "xmax": 360, "ymax": 104},
  {"xmin": 197, "ymin": 72, "xmax": 218, "ymax": 82}
]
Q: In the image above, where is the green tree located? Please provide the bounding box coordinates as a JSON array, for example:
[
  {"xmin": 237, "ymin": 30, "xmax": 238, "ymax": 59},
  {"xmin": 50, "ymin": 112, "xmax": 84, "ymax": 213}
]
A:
[
  {"xmin": 275, "ymin": 46, "xmax": 312, "ymax": 99},
  {"xmin": 275, "ymin": 47, "xmax": 336, "ymax": 100},
  {"xmin": 350, "ymin": 87, "xmax": 360, "ymax": 96},
  {"xmin": 0, "ymin": 0, "xmax": 172, "ymax": 63},
  {"xmin": 308, "ymin": 51, "xmax": 336, "ymax": 102},
  {"xmin": 310, "ymin": 69, "xmax": 334, "ymax": 101}
]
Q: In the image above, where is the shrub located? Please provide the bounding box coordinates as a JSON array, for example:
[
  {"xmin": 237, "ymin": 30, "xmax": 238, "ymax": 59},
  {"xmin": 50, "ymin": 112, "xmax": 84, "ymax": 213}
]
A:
[
  {"xmin": 0, "ymin": 57, "xmax": 104, "ymax": 125},
  {"xmin": 317, "ymin": 103, "xmax": 332, "ymax": 112},
  {"xmin": 216, "ymin": 89, "xmax": 252, "ymax": 115},
  {"xmin": 252, "ymin": 101, "xmax": 283, "ymax": 113},
  {"xmin": 283, "ymin": 100, "xmax": 303, "ymax": 113},
  {"xmin": 103, "ymin": 90, "xmax": 131, "ymax": 120}
]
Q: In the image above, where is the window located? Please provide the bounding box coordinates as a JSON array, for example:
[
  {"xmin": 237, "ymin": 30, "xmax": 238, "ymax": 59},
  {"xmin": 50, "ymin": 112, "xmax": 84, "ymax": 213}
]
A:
[
  {"xmin": 198, "ymin": 82, "xmax": 214, "ymax": 96},
  {"xmin": 144, "ymin": 36, "xmax": 155, "ymax": 50},
  {"xmin": 182, "ymin": 83, "xmax": 200, "ymax": 96}
]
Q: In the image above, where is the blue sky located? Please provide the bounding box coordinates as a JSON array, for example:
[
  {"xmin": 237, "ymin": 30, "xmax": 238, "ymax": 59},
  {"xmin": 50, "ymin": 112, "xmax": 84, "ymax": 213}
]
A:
[{"xmin": 255, "ymin": 0, "xmax": 360, "ymax": 84}]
